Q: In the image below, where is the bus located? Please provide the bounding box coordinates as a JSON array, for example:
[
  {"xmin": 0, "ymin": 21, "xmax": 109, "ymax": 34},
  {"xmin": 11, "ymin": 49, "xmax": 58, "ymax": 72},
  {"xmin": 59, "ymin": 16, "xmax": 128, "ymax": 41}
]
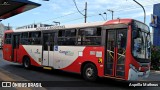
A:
[{"xmin": 3, "ymin": 19, "xmax": 151, "ymax": 81}]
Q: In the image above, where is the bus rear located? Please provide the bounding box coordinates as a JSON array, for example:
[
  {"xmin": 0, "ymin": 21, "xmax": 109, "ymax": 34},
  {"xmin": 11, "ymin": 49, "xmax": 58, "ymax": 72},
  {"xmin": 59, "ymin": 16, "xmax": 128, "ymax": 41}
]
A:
[{"xmin": 3, "ymin": 31, "xmax": 13, "ymax": 61}]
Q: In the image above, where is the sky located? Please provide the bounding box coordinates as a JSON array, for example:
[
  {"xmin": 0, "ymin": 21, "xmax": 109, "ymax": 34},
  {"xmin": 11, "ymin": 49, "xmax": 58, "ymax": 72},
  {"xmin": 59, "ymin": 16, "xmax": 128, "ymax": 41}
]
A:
[{"xmin": 1, "ymin": 0, "xmax": 160, "ymax": 29}]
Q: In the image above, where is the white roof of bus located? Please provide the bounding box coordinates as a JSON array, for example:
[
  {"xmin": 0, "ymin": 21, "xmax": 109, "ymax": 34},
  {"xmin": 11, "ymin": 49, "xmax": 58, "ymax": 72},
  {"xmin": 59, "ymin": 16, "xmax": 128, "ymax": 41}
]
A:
[{"xmin": 14, "ymin": 21, "xmax": 106, "ymax": 32}]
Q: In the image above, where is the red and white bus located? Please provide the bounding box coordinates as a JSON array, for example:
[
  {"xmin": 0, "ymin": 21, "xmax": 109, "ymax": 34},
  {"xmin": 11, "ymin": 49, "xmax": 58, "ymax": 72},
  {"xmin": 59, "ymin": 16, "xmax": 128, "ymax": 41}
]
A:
[{"xmin": 3, "ymin": 19, "xmax": 151, "ymax": 81}]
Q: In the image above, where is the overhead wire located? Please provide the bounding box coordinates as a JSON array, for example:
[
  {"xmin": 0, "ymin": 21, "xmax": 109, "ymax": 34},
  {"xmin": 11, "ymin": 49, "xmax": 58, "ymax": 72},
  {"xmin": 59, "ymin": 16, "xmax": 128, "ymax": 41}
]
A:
[
  {"xmin": 3, "ymin": 0, "xmax": 159, "ymax": 29},
  {"xmin": 114, "ymin": 4, "xmax": 153, "ymax": 13},
  {"xmin": 36, "ymin": 10, "xmax": 83, "ymax": 23},
  {"xmin": 62, "ymin": 14, "xmax": 99, "ymax": 23},
  {"xmin": 73, "ymin": 0, "xmax": 84, "ymax": 16},
  {"xmin": 33, "ymin": 0, "xmax": 159, "ymax": 24},
  {"xmin": 34, "ymin": 0, "xmax": 86, "ymax": 24}
]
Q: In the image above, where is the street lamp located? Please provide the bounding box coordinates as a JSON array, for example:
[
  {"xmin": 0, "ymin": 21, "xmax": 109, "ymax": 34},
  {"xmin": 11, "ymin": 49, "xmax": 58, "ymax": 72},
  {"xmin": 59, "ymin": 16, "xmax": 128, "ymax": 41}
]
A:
[
  {"xmin": 132, "ymin": 0, "xmax": 146, "ymax": 23},
  {"xmin": 99, "ymin": 12, "xmax": 107, "ymax": 21},
  {"xmin": 99, "ymin": 13, "xmax": 105, "ymax": 20},
  {"xmin": 107, "ymin": 9, "xmax": 114, "ymax": 20},
  {"xmin": 103, "ymin": 12, "xmax": 107, "ymax": 20}
]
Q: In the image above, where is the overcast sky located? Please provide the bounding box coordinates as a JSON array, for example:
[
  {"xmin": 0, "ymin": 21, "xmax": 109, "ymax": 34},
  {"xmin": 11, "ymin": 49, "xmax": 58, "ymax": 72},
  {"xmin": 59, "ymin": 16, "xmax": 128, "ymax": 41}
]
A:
[{"xmin": 1, "ymin": 0, "xmax": 160, "ymax": 29}]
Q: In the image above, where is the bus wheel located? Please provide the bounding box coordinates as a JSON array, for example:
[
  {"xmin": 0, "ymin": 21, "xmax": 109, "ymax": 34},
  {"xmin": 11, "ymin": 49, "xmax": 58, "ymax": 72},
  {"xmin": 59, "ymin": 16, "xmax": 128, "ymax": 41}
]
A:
[
  {"xmin": 82, "ymin": 63, "xmax": 98, "ymax": 81},
  {"xmin": 23, "ymin": 57, "xmax": 31, "ymax": 69}
]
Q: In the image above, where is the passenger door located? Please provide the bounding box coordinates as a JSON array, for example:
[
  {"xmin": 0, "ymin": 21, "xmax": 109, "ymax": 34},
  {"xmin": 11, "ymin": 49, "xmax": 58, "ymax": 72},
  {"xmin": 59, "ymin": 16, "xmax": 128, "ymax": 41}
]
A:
[
  {"xmin": 105, "ymin": 29, "xmax": 127, "ymax": 78},
  {"xmin": 42, "ymin": 32, "xmax": 55, "ymax": 66},
  {"xmin": 12, "ymin": 34, "xmax": 20, "ymax": 62}
]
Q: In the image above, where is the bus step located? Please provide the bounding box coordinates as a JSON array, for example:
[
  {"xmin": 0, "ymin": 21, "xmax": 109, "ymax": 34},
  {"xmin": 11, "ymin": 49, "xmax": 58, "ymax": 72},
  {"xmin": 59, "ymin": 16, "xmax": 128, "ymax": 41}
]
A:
[{"xmin": 43, "ymin": 67, "xmax": 53, "ymax": 70}]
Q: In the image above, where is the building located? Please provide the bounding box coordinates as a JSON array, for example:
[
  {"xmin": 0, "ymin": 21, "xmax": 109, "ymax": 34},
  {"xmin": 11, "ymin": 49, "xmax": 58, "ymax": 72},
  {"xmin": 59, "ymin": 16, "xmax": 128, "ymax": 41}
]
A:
[
  {"xmin": 16, "ymin": 23, "xmax": 52, "ymax": 30},
  {"xmin": 0, "ymin": 23, "xmax": 12, "ymax": 35},
  {"xmin": 0, "ymin": 23, "xmax": 12, "ymax": 48},
  {"xmin": 151, "ymin": 3, "xmax": 160, "ymax": 46}
]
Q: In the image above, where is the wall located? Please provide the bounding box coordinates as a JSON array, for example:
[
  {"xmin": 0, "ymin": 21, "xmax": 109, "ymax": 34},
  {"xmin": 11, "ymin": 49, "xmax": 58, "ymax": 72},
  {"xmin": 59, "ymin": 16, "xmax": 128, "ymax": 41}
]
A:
[{"xmin": 153, "ymin": 3, "xmax": 160, "ymax": 46}]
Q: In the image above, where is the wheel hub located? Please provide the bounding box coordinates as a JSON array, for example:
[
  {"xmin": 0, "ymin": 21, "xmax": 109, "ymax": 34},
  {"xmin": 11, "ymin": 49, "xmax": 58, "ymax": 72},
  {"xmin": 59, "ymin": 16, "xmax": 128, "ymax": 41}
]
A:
[
  {"xmin": 86, "ymin": 68, "xmax": 93, "ymax": 77},
  {"xmin": 24, "ymin": 60, "xmax": 29, "ymax": 67}
]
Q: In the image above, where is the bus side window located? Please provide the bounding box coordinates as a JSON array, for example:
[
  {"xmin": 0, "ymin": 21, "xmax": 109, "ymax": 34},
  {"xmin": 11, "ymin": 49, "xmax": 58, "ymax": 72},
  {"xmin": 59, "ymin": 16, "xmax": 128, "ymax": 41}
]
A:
[
  {"xmin": 65, "ymin": 29, "xmax": 76, "ymax": 45},
  {"xmin": 21, "ymin": 32, "xmax": 29, "ymax": 45},
  {"xmin": 4, "ymin": 33, "xmax": 12, "ymax": 44},
  {"xmin": 65, "ymin": 29, "xmax": 76, "ymax": 37},
  {"xmin": 78, "ymin": 27, "xmax": 101, "ymax": 45},
  {"xmin": 97, "ymin": 27, "xmax": 101, "ymax": 36},
  {"xmin": 58, "ymin": 30, "xmax": 65, "ymax": 37},
  {"xmin": 29, "ymin": 32, "xmax": 41, "ymax": 45},
  {"xmin": 58, "ymin": 29, "xmax": 76, "ymax": 45}
]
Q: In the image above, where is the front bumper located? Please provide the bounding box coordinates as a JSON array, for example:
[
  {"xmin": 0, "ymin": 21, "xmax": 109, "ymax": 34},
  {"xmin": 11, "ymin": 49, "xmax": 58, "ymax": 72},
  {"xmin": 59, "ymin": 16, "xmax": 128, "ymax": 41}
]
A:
[{"xmin": 128, "ymin": 68, "xmax": 150, "ymax": 81}]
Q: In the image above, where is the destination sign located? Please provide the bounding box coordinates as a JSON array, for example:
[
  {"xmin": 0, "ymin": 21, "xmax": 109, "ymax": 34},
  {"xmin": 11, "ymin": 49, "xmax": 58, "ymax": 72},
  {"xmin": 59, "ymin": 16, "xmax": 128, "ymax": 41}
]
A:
[{"xmin": 36, "ymin": 25, "xmax": 65, "ymax": 30}]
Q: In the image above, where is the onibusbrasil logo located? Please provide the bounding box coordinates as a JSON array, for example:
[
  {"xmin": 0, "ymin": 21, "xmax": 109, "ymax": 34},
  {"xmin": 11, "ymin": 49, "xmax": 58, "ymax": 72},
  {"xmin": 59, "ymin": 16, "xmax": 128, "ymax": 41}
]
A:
[{"xmin": 1, "ymin": 82, "xmax": 42, "ymax": 87}]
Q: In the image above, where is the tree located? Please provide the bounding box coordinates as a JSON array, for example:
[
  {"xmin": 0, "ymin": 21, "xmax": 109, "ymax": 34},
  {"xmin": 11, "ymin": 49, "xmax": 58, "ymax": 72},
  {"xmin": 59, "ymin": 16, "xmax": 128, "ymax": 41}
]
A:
[{"xmin": 151, "ymin": 46, "xmax": 160, "ymax": 70}]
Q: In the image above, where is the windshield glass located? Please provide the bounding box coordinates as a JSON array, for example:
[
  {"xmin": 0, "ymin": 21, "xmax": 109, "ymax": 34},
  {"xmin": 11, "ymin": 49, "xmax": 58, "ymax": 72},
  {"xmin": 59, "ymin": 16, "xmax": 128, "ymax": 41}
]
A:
[{"xmin": 132, "ymin": 21, "xmax": 151, "ymax": 62}]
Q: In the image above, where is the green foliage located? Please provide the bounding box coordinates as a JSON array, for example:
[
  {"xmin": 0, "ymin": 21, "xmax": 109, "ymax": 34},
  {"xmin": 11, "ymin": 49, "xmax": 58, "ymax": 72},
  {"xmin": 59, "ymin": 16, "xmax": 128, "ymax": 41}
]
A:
[{"xmin": 151, "ymin": 46, "xmax": 160, "ymax": 70}]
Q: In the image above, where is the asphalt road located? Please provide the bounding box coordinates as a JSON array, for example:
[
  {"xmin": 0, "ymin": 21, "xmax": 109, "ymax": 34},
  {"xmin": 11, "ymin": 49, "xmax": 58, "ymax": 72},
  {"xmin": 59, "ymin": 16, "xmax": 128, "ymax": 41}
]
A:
[{"xmin": 0, "ymin": 50, "xmax": 160, "ymax": 90}]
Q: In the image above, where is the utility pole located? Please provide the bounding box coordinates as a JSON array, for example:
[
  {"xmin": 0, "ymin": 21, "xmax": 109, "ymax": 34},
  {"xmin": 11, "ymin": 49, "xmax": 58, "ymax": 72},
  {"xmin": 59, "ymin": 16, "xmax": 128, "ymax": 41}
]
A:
[
  {"xmin": 84, "ymin": 2, "xmax": 87, "ymax": 23},
  {"xmin": 107, "ymin": 9, "xmax": 114, "ymax": 20},
  {"xmin": 73, "ymin": 0, "xmax": 87, "ymax": 23}
]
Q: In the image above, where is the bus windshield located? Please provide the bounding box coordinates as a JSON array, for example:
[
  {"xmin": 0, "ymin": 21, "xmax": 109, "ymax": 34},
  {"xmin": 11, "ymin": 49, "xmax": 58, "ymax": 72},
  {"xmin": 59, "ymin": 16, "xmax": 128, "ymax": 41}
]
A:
[{"xmin": 132, "ymin": 21, "xmax": 151, "ymax": 63}]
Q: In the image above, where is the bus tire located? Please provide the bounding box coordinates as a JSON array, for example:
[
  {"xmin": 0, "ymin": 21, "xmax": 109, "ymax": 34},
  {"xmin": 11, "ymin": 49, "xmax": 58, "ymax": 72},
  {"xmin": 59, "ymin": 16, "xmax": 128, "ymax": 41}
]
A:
[
  {"xmin": 23, "ymin": 57, "xmax": 31, "ymax": 69},
  {"xmin": 82, "ymin": 63, "xmax": 98, "ymax": 81}
]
